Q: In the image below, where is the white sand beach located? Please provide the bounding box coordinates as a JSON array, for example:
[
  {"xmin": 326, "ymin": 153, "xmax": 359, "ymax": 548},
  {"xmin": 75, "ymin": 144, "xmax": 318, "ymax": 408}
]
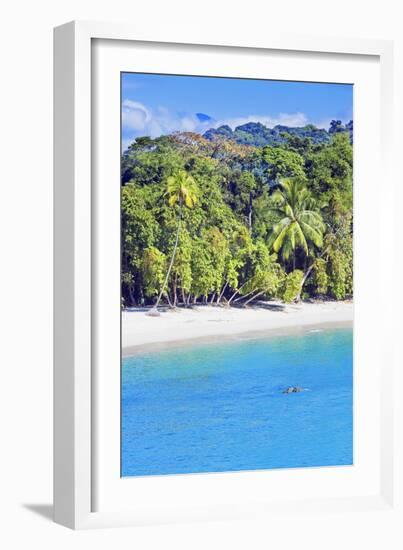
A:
[{"xmin": 122, "ymin": 301, "xmax": 353, "ymax": 355}]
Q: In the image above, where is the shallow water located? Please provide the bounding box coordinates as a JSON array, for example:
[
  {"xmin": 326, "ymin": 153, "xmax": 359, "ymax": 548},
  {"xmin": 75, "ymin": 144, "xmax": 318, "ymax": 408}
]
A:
[{"xmin": 122, "ymin": 328, "xmax": 353, "ymax": 477}]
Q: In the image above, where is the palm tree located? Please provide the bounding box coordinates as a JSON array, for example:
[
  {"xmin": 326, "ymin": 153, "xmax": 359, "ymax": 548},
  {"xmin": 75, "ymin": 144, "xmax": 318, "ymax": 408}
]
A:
[
  {"xmin": 268, "ymin": 178, "xmax": 325, "ymax": 269},
  {"xmin": 148, "ymin": 170, "xmax": 198, "ymax": 315}
]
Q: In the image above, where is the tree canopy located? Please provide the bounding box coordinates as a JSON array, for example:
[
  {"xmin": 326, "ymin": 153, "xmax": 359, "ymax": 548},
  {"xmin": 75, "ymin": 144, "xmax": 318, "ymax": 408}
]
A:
[{"xmin": 121, "ymin": 126, "xmax": 353, "ymax": 307}]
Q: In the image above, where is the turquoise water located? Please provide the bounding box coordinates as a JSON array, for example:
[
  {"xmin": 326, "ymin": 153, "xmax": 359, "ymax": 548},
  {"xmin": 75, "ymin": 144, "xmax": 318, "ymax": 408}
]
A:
[{"xmin": 122, "ymin": 328, "xmax": 353, "ymax": 477}]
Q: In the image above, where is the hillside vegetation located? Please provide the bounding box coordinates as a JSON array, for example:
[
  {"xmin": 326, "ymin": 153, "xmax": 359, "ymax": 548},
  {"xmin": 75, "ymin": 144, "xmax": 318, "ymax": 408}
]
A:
[
  {"xmin": 204, "ymin": 120, "xmax": 353, "ymax": 147},
  {"xmin": 121, "ymin": 122, "xmax": 353, "ymax": 308}
]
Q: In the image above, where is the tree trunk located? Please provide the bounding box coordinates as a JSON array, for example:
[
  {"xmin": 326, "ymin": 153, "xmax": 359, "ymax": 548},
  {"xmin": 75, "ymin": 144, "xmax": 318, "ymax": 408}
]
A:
[
  {"xmin": 228, "ymin": 276, "xmax": 259, "ymax": 305},
  {"xmin": 216, "ymin": 281, "xmax": 228, "ymax": 304},
  {"xmin": 173, "ymin": 274, "xmax": 178, "ymax": 307},
  {"xmin": 210, "ymin": 293, "xmax": 216, "ymax": 304},
  {"xmin": 228, "ymin": 280, "xmax": 249, "ymax": 305},
  {"xmin": 182, "ymin": 288, "xmax": 187, "ymax": 307},
  {"xmin": 295, "ymin": 263, "xmax": 315, "ymax": 302},
  {"xmin": 294, "ymin": 241, "xmax": 334, "ymax": 303},
  {"xmin": 243, "ymin": 289, "xmax": 266, "ymax": 307},
  {"xmin": 233, "ymin": 288, "xmax": 256, "ymax": 303},
  {"xmin": 128, "ymin": 284, "xmax": 136, "ymax": 307},
  {"xmin": 154, "ymin": 204, "xmax": 182, "ymax": 309},
  {"xmin": 166, "ymin": 292, "xmax": 173, "ymax": 308}
]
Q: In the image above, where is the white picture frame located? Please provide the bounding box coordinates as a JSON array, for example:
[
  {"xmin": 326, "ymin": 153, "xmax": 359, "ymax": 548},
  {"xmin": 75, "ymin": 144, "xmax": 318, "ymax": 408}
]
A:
[{"xmin": 54, "ymin": 20, "xmax": 399, "ymax": 530}]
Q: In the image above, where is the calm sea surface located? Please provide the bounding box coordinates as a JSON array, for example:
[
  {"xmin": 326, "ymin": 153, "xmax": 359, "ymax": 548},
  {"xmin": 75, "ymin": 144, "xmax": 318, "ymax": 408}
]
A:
[{"xmin": 122, "ymin": 328, "xmax": 353, "ymax": 477}]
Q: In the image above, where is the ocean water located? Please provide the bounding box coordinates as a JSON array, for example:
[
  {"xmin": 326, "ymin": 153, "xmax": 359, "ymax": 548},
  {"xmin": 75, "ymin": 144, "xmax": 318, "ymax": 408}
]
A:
[{"xmin": 122, "ymin": 328, "xmax": 353, "ymax": 477}]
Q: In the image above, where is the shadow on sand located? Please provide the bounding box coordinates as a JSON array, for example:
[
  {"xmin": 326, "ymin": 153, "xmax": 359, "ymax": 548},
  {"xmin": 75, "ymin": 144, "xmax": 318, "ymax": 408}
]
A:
[{"xmin": 124, "ymin": 301, "xmax": 287, "ymax": 313}]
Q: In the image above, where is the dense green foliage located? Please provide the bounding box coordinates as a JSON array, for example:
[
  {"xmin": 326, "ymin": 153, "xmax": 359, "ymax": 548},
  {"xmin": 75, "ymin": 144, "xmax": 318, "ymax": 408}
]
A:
[
  {"xmin": 204, "ymin": 120, "xmax": 352, "ymax": 147},
  {"xmin": 121, "ymin": 125, "xmax": 353, "ymax": 307}
]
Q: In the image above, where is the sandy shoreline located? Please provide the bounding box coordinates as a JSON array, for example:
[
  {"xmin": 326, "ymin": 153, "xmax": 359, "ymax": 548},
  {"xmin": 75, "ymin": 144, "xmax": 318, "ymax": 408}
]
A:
[{"xmin": 122, "ymin": 301, "xmax": 353, "ymax": 357}]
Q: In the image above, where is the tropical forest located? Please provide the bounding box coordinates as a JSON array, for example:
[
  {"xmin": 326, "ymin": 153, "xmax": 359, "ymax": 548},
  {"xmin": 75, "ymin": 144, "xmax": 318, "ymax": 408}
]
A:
[{"xmin": 121, "ymin": 120, "xmax": 353, "ymax": 308}]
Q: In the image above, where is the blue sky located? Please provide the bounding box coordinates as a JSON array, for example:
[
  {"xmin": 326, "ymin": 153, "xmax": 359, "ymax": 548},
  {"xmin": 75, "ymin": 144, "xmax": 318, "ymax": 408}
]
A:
[{"xmin": 122, "ymin": 72, "xmax": 353, "ymax": 149}]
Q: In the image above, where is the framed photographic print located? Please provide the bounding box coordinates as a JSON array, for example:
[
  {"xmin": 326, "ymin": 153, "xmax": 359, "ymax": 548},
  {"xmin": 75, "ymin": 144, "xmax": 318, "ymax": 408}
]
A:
[{"xmin": 54, "ymin": 21, "xmax": 399, "ymax": 530}]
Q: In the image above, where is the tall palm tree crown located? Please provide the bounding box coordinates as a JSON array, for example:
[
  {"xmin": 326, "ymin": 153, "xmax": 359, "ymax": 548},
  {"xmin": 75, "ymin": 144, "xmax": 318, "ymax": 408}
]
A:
[
  {"xmin": 268, "ymin": 179, "xmax": 325, "ymax": 264},
  {"xmin": 166, "ymin": 170, "xmax": 198, "ymax": 208}
]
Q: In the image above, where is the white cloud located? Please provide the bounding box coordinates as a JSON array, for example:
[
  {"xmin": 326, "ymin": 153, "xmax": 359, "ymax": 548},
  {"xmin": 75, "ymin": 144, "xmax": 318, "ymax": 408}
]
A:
[
  {"xmin": 122, "ymin": 100, "xmax": 210, "ymax": 138},
  {"xmin": 313, "ymin": 118, "xmax": 335, "ymax": 130},
  {"xmin": 121, "ymin": 100, "xmax": 344, "ymax": 150},
  {"xmin": 213, "ymin": 112, "xmax": 309, "ymax": 130},
  {"xmin": 122, "ymin": 100, "xmax": 152, "ymax": 131}
]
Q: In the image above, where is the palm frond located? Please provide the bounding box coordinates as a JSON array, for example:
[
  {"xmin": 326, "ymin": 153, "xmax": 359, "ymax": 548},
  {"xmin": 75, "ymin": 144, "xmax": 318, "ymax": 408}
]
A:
[
  {"xmin": 293, "ymin": 222, "xmax": 309, "ymax": 254},
  {"xmin": 269, "ymin": 219, "xmax": 292, "ymax": 253},
  {"xmin": 267, "ymin": 177, "xmax": 326, "ymax": 263},
  {"xmin": 300, "ymin": 221, "xmax": 324, "ymax": 248}
]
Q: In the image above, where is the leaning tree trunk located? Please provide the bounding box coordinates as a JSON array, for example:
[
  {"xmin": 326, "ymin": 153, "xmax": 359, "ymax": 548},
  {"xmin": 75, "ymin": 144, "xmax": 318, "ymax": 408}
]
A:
[
  {"xmin": 216, "ymin": 282, "xmax": 228, "ymax": 304},
  {"xmin": 228, "ymin": 280, "xmax": 250, "ymax": 305},
  {"xmin": 181, "ymin": 288, "xmax": 187, "ymax": 307},
  {"xmin": 154, "ymin": 204, "xmax": 182, "ymax": 309},
  {"xmin": 233, "ymin": 288, "xmax": 256, "ymax": 304},
  {"xmin": 295, "ymin": 262, "xmax": 315, "ymax": 302},
  {"xmin": 294, "ymin": 245, "xmax": 331, "ymax": 303},
  {"xmin": 243, "ymin": 289, "xmax": 265, "ymax": 307}
]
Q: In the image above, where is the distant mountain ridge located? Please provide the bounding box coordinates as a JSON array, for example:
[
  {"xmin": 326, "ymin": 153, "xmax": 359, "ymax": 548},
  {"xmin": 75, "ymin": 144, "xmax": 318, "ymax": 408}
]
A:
[
  {"xmin": 203, "ymin": 120, "xmax": 353, "ymax": 147},
  {"xmin": 196, "ymin": 112, "xmax": 214, "ymax": 123}
]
